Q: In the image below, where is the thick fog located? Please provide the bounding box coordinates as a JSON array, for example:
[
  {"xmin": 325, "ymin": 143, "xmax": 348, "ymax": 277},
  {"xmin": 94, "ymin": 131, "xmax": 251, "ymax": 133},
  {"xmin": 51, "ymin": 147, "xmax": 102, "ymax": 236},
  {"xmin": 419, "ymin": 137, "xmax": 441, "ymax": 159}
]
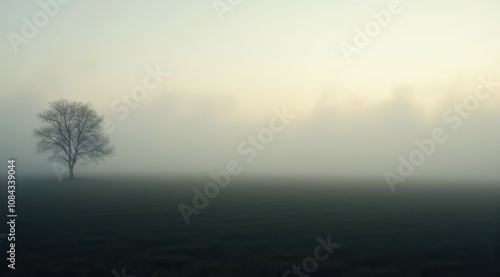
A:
[{"xmin": 1, "ymin": 0, "xmax": 499, "ymax": 182}]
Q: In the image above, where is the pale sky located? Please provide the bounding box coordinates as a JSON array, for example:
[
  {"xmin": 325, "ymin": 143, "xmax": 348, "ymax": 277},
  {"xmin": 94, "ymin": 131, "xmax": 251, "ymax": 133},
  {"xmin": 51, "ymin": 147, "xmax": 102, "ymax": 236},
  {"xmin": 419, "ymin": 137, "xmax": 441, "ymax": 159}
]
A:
[{"xmin": 1, "ymin": 0, "xmax": 499, "ymax": 181}]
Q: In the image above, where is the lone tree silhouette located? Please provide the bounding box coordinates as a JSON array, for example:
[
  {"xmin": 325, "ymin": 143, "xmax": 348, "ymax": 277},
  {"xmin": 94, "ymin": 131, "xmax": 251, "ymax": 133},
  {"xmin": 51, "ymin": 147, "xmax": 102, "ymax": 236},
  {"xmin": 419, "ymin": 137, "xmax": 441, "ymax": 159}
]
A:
[{"xmin": 34, "ymin": 99, "xmax": 114, "ymax": 180}]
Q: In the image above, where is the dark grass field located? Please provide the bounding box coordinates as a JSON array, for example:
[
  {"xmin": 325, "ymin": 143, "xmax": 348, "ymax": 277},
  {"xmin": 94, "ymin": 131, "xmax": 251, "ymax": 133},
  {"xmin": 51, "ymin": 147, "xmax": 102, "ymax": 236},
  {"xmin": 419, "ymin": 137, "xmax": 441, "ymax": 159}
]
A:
[{"xmin": 0, "ymin": 176, "xmax": 499, "ymax": 276}]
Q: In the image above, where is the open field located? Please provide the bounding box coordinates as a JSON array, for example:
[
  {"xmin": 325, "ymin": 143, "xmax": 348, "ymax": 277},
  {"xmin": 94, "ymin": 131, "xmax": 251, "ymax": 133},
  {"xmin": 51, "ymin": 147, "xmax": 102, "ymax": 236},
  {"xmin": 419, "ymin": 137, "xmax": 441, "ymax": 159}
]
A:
[{"xmin": 0, "ymin": 177, "xmax": 499, "ymax": 276}]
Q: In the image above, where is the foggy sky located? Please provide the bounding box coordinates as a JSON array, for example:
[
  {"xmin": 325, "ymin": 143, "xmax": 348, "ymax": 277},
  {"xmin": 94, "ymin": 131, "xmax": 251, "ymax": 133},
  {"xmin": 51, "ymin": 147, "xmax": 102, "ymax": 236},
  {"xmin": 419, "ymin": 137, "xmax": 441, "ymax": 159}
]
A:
[{"xmin": 1, "ymin": 0, "xmax": 499, "ymax": 182}]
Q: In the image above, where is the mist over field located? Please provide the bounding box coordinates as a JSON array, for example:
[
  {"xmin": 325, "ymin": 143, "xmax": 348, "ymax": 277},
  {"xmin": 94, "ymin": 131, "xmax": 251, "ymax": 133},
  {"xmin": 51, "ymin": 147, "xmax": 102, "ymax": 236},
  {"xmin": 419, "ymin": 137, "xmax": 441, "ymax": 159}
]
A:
[
  {"xmin": 1, "ymin": 0, "xmax": 500, "ymax": 181},
  {"xmin": 0, "ymin": 0, "xmax": 499, "ymax": 276}
]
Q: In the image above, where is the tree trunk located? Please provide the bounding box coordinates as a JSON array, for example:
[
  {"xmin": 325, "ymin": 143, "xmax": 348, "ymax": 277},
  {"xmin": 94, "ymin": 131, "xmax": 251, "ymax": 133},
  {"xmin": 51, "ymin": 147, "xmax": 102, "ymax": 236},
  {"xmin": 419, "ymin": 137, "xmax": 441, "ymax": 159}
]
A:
[{"xmin": 69, "ymin": 165, "xmax": 74, "ymax": 180}]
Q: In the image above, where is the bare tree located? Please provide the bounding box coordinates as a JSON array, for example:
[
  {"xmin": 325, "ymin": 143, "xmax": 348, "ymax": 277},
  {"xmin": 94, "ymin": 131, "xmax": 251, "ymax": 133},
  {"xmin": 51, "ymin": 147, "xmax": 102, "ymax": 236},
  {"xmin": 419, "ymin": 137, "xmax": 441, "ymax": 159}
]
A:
[{"xmin": 34, "ymin": 99, "xmax": 114, "ymax": 180}]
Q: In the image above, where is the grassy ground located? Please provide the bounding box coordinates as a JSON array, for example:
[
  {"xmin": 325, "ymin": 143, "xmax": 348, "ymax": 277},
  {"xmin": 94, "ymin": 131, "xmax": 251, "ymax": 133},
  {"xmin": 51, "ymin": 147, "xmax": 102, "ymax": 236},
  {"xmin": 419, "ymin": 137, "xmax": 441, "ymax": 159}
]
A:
[{"xmin": 0, "ymin": 177, "xmax": 499, "ymax": 276}]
